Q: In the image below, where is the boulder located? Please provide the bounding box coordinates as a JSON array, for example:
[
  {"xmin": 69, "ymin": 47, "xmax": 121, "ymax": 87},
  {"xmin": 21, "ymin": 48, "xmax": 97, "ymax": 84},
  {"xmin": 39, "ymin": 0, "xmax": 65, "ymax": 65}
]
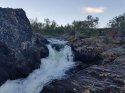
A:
[
  {"xmin": 0, "ymin": 8, "xmax": 32, "ymax": 49},
  {"xmin": 0, "ymin": 8, "xmax": 49, "ymax": 85},
  {"xmin": 69, "ymin": 37, "xmax": 104, "ymax": 64}
]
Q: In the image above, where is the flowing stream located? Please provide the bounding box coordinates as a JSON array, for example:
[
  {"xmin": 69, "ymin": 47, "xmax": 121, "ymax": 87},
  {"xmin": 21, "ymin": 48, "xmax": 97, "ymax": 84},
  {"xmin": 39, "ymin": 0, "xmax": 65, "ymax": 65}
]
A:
[{"xmin": 0, "ymin": 39, "xmax": 75, "ymax": 93}]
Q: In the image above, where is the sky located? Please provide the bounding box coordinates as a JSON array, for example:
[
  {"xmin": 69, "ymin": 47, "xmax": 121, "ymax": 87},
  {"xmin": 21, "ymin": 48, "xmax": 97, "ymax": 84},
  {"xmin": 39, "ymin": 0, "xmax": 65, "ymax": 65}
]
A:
[{"xmin": 0, "ymin": 0, "xmax": 125, "ymax": 27}]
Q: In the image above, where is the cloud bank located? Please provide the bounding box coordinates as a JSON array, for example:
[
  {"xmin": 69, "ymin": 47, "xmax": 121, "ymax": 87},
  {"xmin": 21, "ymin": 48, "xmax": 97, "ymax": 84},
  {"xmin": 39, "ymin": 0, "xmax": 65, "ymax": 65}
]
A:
[{"xmin": 82, "ymin": 7, "xmax": 105, "ymax": 14}]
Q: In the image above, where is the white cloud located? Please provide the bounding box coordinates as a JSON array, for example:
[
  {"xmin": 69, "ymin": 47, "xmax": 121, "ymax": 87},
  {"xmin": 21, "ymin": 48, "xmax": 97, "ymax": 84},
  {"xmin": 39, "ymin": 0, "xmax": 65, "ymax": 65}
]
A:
[{"xmin": 82, "ymin": 7, "xmax": 105, "ymax": 14}]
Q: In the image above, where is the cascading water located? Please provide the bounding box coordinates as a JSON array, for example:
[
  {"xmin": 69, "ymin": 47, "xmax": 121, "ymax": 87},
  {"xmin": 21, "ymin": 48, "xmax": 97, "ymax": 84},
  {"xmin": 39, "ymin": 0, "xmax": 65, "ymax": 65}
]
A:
[{"xmin": 0, "ymin": 39, "xmax": 75, "ymax": 93}]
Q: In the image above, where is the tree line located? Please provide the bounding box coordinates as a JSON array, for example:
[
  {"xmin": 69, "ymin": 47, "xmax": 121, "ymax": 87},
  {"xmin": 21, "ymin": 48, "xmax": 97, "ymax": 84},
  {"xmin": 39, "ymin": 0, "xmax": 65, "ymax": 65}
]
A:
[{"xmin": 30, "ymin": 13, "xmax": 125, "ymax": 37}]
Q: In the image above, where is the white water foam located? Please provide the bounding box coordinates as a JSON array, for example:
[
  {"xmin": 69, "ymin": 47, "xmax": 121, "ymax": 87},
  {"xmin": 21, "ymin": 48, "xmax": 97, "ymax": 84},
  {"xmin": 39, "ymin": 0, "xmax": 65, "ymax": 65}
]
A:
[{"xmin": 0, "ymin": 39, "xmax": 75, "ymax": 93}]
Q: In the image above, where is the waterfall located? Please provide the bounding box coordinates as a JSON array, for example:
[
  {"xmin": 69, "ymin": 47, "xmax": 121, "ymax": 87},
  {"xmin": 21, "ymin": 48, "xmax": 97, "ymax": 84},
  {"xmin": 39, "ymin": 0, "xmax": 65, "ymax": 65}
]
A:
[{"xmin": 0, "ymin": 39, "xmax": 75, "ymax": 93}]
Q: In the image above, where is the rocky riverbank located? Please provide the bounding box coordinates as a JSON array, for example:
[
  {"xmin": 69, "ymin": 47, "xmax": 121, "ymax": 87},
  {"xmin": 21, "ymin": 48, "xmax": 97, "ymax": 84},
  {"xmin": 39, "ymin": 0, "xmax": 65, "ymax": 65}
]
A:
[
  {"xmin": 41, "ymin": 36, "xmax": 125, "ymax": 93},
  {"xmin": 0, "ymin": 8, "xmax": 49, "ymax": 85}
]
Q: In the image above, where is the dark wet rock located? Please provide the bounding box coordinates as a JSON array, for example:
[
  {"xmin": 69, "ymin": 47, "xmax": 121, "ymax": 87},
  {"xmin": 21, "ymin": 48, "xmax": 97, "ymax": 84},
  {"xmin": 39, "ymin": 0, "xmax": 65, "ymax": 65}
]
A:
[
  {"xmin": 0, "ymin": 8, "xmax": 49, "ymax": 85},
  {"xmin": 41, "ymin": 56, "xmax": 125, "ymax": 93},
  {"xmin": 33, "ymin": 33, "xmax": 49, "ymax": 45},
  {"xmin": 51, "ymin": 44, "xmax": 65, "ymax": 51}
]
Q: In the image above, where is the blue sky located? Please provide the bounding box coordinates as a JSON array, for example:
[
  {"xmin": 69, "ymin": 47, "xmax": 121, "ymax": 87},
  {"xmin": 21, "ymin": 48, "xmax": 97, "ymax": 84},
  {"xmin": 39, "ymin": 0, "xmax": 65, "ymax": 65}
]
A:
[{"xmin": 0, "ymin": 0, "xmax": 125, "ymax": 27}]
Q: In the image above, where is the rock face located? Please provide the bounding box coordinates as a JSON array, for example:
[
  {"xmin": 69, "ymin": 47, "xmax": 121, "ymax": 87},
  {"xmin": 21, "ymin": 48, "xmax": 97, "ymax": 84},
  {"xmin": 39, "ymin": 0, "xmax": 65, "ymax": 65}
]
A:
[
  {"xmin": 42, "ymin": 56, "xmax": 125, "ymax": 93},
  {"xmin": 41, "ymin": 36, "xmax": 125, "ymax": 93},
  {"xmin": 0, "ymin": 8, "xmax": 49, "ymax": 85},
  {"xmin": 69, "ymin": 37, "xmax": 104, "ymax": 64},
  {"xmin": 42, "ymin": 63, "xmax": 124, "ymax": 93},
  {"xmin": 0, "ymin": 42, "xmax": 15, "ymax": 85},
  {"xmin": 0, "ymin": 8, "xmax": 32, "ymax": 49},
  {"xmin": 101, "ymin": 47, "xmax": 125, "ymax": 63}
]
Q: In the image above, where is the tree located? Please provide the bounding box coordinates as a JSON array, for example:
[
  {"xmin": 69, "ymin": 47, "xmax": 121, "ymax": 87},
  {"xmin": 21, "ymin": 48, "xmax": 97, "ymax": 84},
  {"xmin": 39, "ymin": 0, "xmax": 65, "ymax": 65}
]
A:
[
  {"xmin": 30, "ymin": 16, "xmax": 99, "ymax": 36},
  {"xmin": 108, "ymin": 13, "xmax": 125, "ymax": 34},
  {"xmin": 30, "ymin": 18, "xmax": 43, "ymax": 33},
  {"xmin": 51, "ymin": 20, "xmax": 57, "ymax": 30},
  {"xmin": 72, "ymin": 15, "xmax": 99, "ymax": 36},
  {"xmin": 86, "ymin": 15, "xmax": 99, "ymax": 28}
]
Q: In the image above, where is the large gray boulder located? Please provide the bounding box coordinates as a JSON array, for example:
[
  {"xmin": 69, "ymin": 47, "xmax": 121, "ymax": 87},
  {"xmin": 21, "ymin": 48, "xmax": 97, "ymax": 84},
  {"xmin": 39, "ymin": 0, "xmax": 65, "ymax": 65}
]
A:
[
  {"xmin": 0, "ymin": 8, "xmax": 49, "ymax": 85},
  {"xmin": 0, "ymin": 8, "xmax": 32, "ymax": 49}
]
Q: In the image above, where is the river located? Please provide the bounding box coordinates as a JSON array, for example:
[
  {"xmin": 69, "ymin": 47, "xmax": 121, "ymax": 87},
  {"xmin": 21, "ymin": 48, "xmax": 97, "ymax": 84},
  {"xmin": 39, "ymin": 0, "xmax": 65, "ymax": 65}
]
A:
[{"xmin": 0, "ymin": 39, "xmax": 75, "ymax": 93}]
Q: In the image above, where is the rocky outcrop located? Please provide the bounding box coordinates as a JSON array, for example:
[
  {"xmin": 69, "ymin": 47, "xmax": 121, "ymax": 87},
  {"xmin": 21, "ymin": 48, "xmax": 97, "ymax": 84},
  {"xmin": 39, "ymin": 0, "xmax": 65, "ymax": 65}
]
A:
[
  {"xmin": 101, "ymin": 47, "xmax": 125, "ymax": 64},
  {"xmin": 0, "ymin": 8, "xmax": 49, "ymax": 85},
  {"xmin": 42, "ymin": 56, "xmax": 125, "ymax": 93},
  {"xmin": 69, "ymin": 37, "xmax": 104, "ymax": 64}
]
